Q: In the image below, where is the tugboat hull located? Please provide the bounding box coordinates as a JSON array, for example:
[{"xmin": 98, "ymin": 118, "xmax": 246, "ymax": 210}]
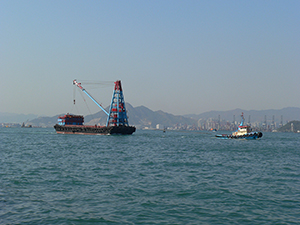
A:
[
  {"xmin": 216, "ymin": 132, "xmax": 263, "ymax": 139},
  {"xmin": 54, "ymin": 124, "xmax": 136, "ymax": 135}
]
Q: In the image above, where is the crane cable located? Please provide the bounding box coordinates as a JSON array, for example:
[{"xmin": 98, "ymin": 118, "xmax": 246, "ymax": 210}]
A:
[
  {"xmin": 77, "ymin": 90, "xmax": 93, "ymax": 117},
  {"xmin": 73, "ymin": 85, "xmax": 76, "ymax": 105},
  {"xmin": 71, "ymin": 86, "xmax": 80, "ymax": 114}
]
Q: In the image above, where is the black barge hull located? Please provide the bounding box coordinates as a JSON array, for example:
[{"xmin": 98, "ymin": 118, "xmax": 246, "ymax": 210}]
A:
[{"xmin": 54, "ymin": 124, "xmax": 136, "ymax": 135}]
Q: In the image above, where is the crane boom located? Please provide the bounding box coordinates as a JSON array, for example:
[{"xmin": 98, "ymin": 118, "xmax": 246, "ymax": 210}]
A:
[{"xmin": 73, "ymin": 79, "xmax": 109, "ymax": 116}]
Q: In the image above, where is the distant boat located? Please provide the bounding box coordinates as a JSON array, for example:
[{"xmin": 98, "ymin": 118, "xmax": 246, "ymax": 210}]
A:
[
  {"xmin": 215, "ymin": 113, "xmax": 262, "ymax": 139},
  {"xmin": 21, "ymin": 122, "xmax": 32, "ymax": 128}
]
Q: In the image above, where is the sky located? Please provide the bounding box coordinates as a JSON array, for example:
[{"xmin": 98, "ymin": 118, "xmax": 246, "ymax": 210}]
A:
[{"xmin": 1, "ymin": 0, "xmax": 299, "ymax": 116}]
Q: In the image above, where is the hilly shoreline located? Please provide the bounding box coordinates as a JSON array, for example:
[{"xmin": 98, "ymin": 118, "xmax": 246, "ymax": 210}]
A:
[{"xmin": 2, "ymin": 105, "xmax": 300, "ymax": 131}]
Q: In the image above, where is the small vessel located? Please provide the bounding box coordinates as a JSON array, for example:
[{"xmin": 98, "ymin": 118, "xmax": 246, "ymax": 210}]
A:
[
  {"xmin": 54, "ymin": 80, "xmax": 136, "ymax": 135},
  {"xmin": 21, "ymin": 122, "xmax": 32, "ymax": 128},
  {"xmin": 215, "ymin": 113, "xmax": 262, "ymax": 139}
]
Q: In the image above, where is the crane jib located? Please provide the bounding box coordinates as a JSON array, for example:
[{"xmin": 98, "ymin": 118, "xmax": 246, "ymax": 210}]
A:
[{"xmin": 73, "ymin": 80, "xmax": 109, "ymax": 116}]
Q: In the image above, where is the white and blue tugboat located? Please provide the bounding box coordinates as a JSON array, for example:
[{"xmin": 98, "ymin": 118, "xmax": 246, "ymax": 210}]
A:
[{"xmin": 215, "ymin": 113, "xmax": 263, "ymax": 139}]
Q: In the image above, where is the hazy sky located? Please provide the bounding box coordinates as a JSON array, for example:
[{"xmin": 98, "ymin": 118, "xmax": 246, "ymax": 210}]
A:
[{"xmin": 1, "ymin": 0, "xmax": 299, "ymax": 116}]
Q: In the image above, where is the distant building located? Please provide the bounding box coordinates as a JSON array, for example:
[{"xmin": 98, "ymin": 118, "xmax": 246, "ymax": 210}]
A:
[{"xmin": 156, "ymin": 124, "xmax": 164, "ymax": 130}]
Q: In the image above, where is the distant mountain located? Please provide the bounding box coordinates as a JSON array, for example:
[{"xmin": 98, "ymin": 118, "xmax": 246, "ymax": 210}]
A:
[
  {"xmin": 82, "ymin": 103, "xmax": 196, "ymax": 128},
  {"xmin": 277, "ymin": 121, "xmax": 300, "ymax": 132},
  {"xmin": 0, "ymin": 112, "xmax": 38, "ymax": 123},
  {"xmin": 12, "ymin": 106, "xmax": 300, "ymax": 128},
  {"xmin": 28, "ymin": 103, "xmax": 196, "ymax": 128},
  {"xmin": 125, "ymin": 103, "xmax": 196, "ymax": 127},
  {"xmin": 29, "ymin": 114, "xmax": 63, "ymax": 127},
  {"xmin": 185, "ymin": 107, "xmax": 300, "ymax": 124}
]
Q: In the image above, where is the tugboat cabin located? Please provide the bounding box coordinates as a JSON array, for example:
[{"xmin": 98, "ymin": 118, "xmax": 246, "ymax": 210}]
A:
[{"xmin": 232, "ymin": 125, "xmax": 251, "ymax": 136}]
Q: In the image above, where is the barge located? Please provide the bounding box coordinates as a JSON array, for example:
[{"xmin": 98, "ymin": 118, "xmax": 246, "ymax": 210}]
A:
[{"xmin": 54, "ymin": 80, "xmax": 136, "ymax": 135}]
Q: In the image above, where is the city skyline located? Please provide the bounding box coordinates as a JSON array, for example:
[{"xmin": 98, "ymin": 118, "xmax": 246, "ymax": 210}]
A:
[{"xmin": 1, "ymin": 0, "xmax": 299, "ymax": 116}]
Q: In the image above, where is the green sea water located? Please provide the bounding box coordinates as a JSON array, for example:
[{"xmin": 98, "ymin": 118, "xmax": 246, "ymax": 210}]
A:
[{"xmin": 0, "ymin": 128, "xmax": 299, "ymax": 224}]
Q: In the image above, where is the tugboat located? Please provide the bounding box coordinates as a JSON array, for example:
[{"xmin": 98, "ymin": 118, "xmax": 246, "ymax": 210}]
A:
[
  {"xmin": 215, "ymin": 113, "xmax": 262, "ymax": 139},
  {"xmin": 54, "ymin": 80, "xmax": 136, "ymax": 135}
]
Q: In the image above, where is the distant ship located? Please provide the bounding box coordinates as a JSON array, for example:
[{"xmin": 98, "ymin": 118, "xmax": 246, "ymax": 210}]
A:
[
  {"xmin": 54, "ymin": 80, "xmax": 136, "ymax": 135},
  {"xmin": 21, "ymin": 122, "xmax": 32, "ymax": 128},
  {"xmin": 215, "ymin": 113, "xmax": 262, "ymax": 139}
]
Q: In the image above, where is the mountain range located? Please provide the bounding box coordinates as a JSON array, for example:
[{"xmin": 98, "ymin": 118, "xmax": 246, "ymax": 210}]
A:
[
  {"xmin": 2, "ymin": 105, "xmax": 300, "ymax": 128},
  {"xmin": 27, "ymin": 103, "xmax": 196, "ymax": 128},
  {"xmin": 0, "ymin": 112, "xmax": 38, "ymax": 123},
  {"xmin": 85, "ymin": 103, "xmax": 195, "ymax": 128}
]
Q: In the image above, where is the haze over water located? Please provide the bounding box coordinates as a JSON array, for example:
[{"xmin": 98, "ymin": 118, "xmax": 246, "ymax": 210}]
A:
[{"xmin": 1, "ymin": 128, "xmax": 299, "ymax": 224}]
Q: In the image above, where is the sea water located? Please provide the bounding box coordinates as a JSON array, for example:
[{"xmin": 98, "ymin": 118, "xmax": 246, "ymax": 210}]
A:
[{"xmin": 0, "ymin": 128, "xmax": 299, "ymax": 224}]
